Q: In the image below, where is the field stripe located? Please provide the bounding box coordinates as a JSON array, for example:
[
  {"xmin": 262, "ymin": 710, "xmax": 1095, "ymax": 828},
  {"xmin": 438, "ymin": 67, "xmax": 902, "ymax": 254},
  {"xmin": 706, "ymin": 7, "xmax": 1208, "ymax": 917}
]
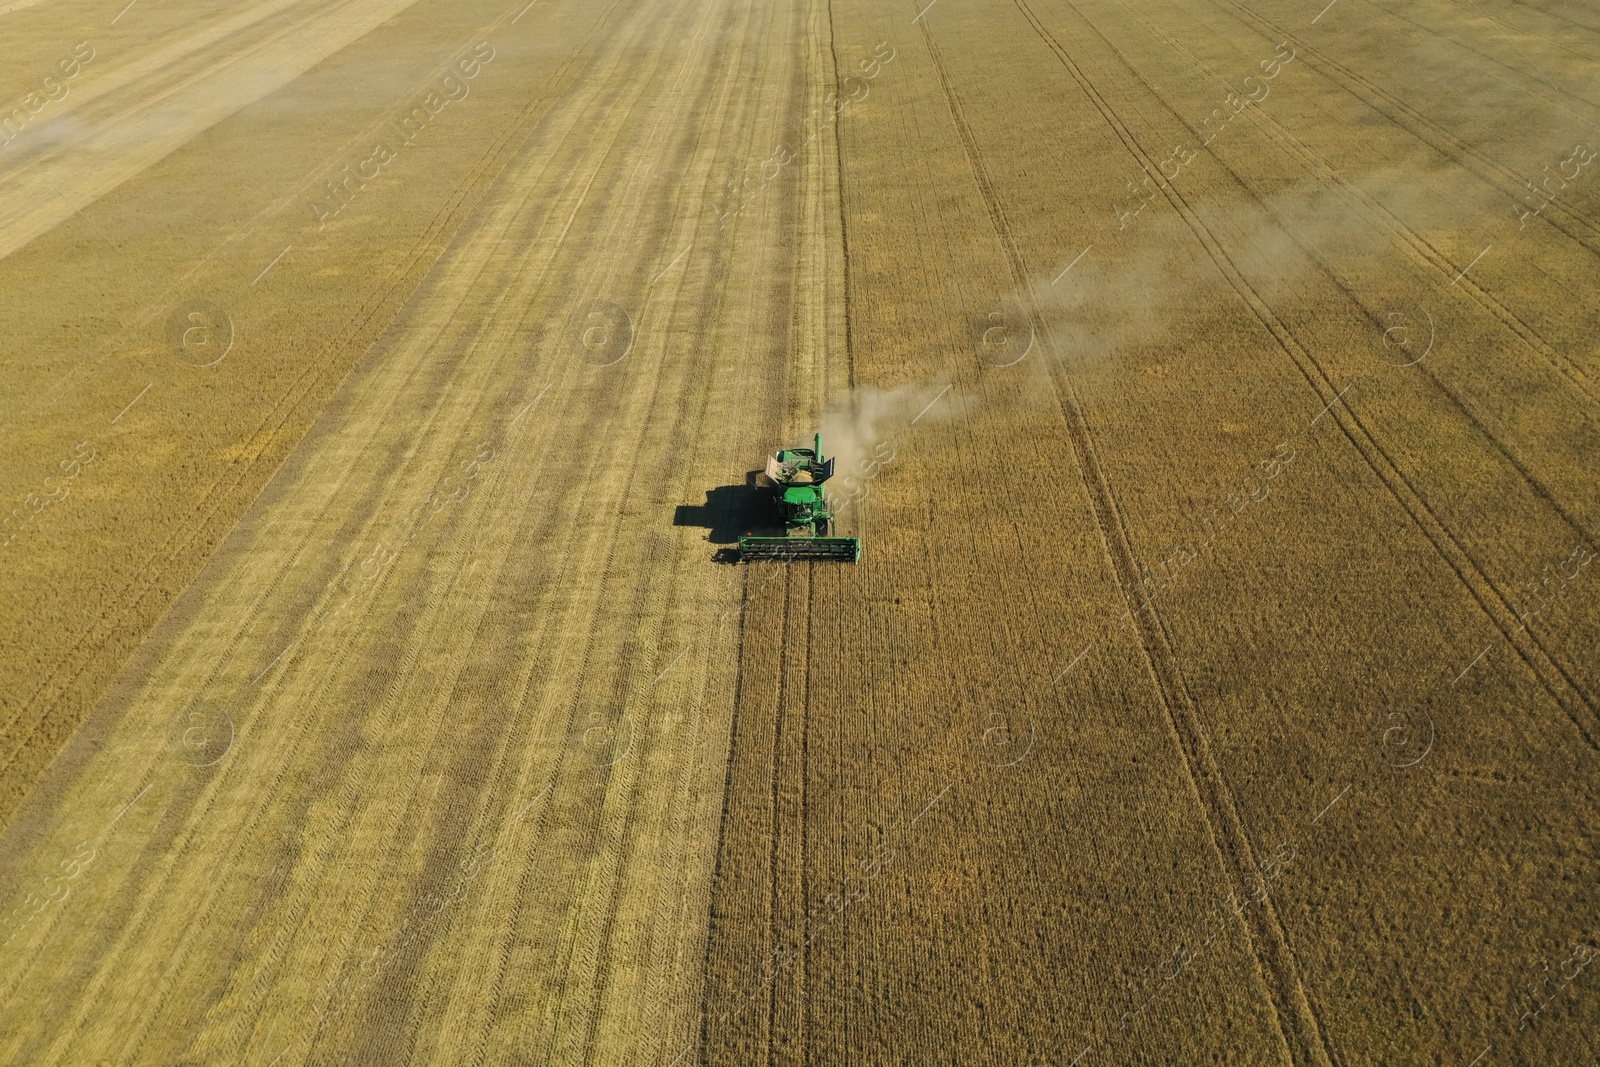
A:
[
  {"xmin": 994, "ymin": 3, "xmax": 1340, "ymax": 1062},
  {"xmin": 1116, "ymin": 2, "xmax": 1600, "ymax": 416},
  {"xmin": 72, "ymin": 0, "xmax": 739, "ymax": 1049},
  {"xmin": 692, "ymin": 0, "xmax": 859, "ymax": 1054},
  {"xmin": 0, "ymin": 0, "xmax": 428, "ymax": 262},
  {"xmin": 0, "ymin": 0, "xmax": 723, "ymax": 1062},
  {"xmin": 1171, "ymin": 0, "xmax": 1600, "ymax": 419},
  {"xmin": 921, "ymin": 1, "xmax": 1319, "ymax": 1058},
  {"xmin": 0, "ymin": 0, "xmax": 610, "ymax": 829},
  {"xmin": 1100, "ymin": 1, "xmax": 1600, "ymax": 578},
  {"xmin": 1021, "ymin": 0, "xmax": 1600, "ymax": 753},
  {"xmin": 1200, "ymin": 0, "xmax": 1600, "ymax": 252},
  {"xmin": 43, "ymin": 132, "xmax": 596, "ymax": 1058},
  {"xmin": 421, "ymin": 0, "xmax": 796, "ymax": 1060}
]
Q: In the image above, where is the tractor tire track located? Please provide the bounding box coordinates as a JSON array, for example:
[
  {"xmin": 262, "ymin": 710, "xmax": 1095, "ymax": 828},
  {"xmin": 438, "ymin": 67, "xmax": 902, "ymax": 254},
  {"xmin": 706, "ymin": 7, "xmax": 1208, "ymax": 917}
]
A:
[
  {"xmin": 202, "ymin": 98, "xmax": 627, "ymax": 1057},
  {"xmin": 920, "ymin": 7, "xmax": 1332, "ymax": 1064},
  {"xmin": 1190, "ymin": 0, "xmax": 1600, "ymax": 412},
  {"xmin": 527, "ymin": 2, "xmax": 827, "ymax": 1060},
  {"xmin": 319, "ymin": 3, "xmax": 749, "ymax": 1057},
  {"xmin": 1097, "ymin": 0, "xmax": 1600, "ymax": 416},
  {"xmin": 32, "ymin": 188, "xmax": 580, "ymax": 1059},
  {"xmin": 699, "ymin": 565, "xmax": 754, "ymax": 1056},
  {"xmin": 765, "ymin": 567, "xmax": 794, "ymax": 1065},
  {"xmin": 3, "ymin": 0, "xmax": 707, "ymax": 1062},
  {"xmin": 1079, "ymin": 0, "xmax": 1600, "ymax": 646},
  {"xmin": 416, "ymin": 0, "xmax": 818, "ymax": 1057},
  {"xmin": 1361, "ymin": 0, "xmax": 1600, "ymax": 107},
  {"xmin": 1201, "ymin": 0, "xmax": 1600, "ymax": 247},
  {"xmin": 696, "ymin": 0, "xmax": 853, "ymax": 1055},
  {"xmin": 1017, "ymin": 0, "xmax": 1600, "ymax": 751},
  {"xmin": 1112, "ymin": 0, "xmax": 1600, "ymax": 411},
  {"xmin": 147, "ymin": 2, "xmax": 706, "ymax": 1045},
  {"xmin": 0, "ymin": 1, "xmax": 595, "ymax": 827}
]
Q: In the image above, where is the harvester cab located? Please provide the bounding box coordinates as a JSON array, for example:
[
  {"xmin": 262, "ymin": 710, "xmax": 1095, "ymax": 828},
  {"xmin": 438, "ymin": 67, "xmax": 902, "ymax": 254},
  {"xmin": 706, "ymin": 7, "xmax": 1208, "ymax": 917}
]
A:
[{"xmin": 739, "ymin": 434, "xmax": 861, "ymax": 562}]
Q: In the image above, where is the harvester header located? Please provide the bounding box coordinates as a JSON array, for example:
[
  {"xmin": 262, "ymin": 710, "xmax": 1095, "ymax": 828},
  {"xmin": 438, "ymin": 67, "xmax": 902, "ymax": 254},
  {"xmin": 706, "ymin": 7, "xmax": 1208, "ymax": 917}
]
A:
[{"xmin": 739, "ymin": 433, "xmax": 861, "ymax": 562}]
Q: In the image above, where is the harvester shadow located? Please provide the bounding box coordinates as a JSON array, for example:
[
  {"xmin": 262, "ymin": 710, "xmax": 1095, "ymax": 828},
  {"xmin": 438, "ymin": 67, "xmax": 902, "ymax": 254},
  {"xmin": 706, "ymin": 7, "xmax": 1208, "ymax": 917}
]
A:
[{"xmin": 673, "ymin": 470, "xmax": 777, "ymax": 562}]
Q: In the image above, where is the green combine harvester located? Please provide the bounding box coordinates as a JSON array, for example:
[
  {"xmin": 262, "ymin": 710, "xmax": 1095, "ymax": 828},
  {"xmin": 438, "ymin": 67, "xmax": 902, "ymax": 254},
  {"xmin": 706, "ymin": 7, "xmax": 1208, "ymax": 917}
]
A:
[{"xmin": 738, "ymin": 434, "xmax": 861, "ymax": 562}]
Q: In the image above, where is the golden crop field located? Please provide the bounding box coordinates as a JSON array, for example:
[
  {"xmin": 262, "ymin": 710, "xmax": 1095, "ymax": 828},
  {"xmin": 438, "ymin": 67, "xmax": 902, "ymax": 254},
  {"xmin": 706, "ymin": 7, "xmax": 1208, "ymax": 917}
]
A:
[{"xmin": 0, "ymin": 0, "xmax": 1596, "ymax": 1063}]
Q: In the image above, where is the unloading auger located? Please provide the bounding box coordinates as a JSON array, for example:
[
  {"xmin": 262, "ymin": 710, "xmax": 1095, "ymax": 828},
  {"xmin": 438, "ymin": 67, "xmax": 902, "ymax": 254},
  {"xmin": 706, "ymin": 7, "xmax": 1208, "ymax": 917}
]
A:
[{"xmin": 738, "ymin": 433, "xmax": 861, "ymax": 562}]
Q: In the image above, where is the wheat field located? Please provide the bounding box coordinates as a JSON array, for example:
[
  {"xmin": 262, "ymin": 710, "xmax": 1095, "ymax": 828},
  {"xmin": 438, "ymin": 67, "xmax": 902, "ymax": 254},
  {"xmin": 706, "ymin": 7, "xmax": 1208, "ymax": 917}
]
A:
[{"xmin": 0, "ymin": 0, "xmax": 1596, "ymax": 1064}]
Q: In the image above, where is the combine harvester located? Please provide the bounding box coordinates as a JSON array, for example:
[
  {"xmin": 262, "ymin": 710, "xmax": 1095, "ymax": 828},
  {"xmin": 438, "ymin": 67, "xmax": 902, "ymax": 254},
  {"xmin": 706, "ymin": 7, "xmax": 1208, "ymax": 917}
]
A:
[{"xmin": 738, "ymin": 434, "xmax": 860, "ymax": 562}]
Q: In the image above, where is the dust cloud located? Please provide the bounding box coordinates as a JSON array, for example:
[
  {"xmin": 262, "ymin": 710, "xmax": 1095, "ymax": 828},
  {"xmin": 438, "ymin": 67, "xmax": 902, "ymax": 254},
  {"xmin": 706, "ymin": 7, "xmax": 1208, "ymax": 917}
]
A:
[{"xmin": 820, "ymin": 382, "xmax": 955, "ymax": 481}]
